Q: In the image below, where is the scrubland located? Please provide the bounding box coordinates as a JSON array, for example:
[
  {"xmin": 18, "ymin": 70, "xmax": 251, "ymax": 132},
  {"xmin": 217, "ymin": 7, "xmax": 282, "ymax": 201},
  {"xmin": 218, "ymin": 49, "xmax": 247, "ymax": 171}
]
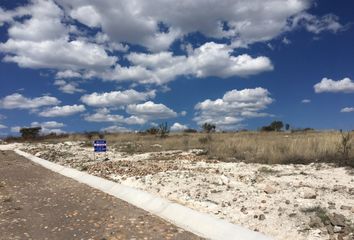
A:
[{"xmin": 37, "ymin": 131, "xmax": 354, "ymax": 167}]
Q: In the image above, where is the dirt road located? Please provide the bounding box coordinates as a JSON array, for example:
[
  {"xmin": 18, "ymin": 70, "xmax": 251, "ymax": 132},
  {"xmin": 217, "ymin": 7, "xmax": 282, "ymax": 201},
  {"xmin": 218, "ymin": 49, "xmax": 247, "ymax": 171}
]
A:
[{"xmin": 0, "ymin": 150, "xmax": 202, "ymax": 240}]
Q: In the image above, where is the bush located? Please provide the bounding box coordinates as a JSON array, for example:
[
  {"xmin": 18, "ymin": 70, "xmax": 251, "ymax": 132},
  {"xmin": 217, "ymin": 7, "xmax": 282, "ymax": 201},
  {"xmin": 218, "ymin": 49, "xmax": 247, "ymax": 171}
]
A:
[
  {"xmin": 184, "ymin": 128, "xmax": 197, "ymax": 133},
  {"xmin": 261, "ymin": 121, "xmax": 284, "ymax": 132},
  {"xmin": 20, "ymin": 127, "xmax": 41, "ymax": 139},
  {"xmin": 145, "ymin": 127, "xmax": 159, "ymax": 135},
  {"xmin": 158, "ymin": 122, "xmax": 170, "ymax": 138},
  {"xmin": 261, "ymin": 126, "xmax": 274, "ymax": 132},
  {"xmin": 202, "ymin": 123, "xmax": 216, "ymax": 133}
]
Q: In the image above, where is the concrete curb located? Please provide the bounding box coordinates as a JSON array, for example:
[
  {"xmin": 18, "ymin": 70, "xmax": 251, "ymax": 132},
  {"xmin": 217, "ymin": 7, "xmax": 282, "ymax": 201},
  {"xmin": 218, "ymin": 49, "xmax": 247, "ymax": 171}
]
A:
[{"xmin": 14, "ymin": 149, "xmax": 273, "ymax": 240}]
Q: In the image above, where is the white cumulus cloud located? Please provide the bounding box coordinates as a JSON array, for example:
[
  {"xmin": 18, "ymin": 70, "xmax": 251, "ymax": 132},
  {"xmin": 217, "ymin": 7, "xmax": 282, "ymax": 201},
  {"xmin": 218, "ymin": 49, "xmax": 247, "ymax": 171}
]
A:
[
  {"xmin": 84, "ymin": 108, "xmax": 146, "ymax": 125},
  {"xmin": 170, "ymin": 122, "xmax": 188, "ymax": 132},
  {"xmin": 31, "ymin": 121, "xmax": 65, "ymax": 128},
  {"xmin": 57, "ymin": 0, "xmax": 345, "ymax": 50},
  {"xmin": 54, "ymin": 80, "xmax": 84, "ymax": 94},
  {"xmin": 0, "ymin": 0, "xmax": 117, "ymax": 71},
  {"xmin": 81, "ymin": 89, "xmax": 156, "ymax": 107},
  {"xmin": 101, "ymin": 125, "xmax": 132, "ymax": 133},
  {"xmin": 314, "ymin": 77, "xmax": 354, "ymax": 93},
  {"xmin": 39, "ymin": 104, "xmax": 85, "ymax": 117},
  {"xmin": 0, "ymin": 93, "xmax": 60, "ymax": 109},
  {"xmin": 194, "ymin": 87, "xmax": 273, "ymax": 130},
  {"xmin": 340, "ymin": 107, "xmax": 354, "ymax": 113},
  {"xmin": 126, "ymin": 101, "xmax": 177, "ymax": 120},
  {"xmin": 99, "ymin": 42, "xmax": 273, "ymax": 85}
]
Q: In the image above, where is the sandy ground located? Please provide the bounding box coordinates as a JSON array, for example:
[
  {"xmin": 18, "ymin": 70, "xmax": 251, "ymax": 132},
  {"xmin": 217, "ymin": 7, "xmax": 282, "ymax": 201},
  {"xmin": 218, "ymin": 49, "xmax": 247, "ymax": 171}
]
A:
[{"xmin": 5, "ymin": 141, "xmax": 354, "ymax": 240}]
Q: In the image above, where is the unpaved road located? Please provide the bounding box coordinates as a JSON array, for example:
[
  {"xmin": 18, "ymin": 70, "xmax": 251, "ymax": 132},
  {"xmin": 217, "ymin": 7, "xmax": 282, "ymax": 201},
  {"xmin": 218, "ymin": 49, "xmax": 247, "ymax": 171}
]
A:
[{"xmin": 0, "ymin": 150, "xmax": 202, "ymax": 240}]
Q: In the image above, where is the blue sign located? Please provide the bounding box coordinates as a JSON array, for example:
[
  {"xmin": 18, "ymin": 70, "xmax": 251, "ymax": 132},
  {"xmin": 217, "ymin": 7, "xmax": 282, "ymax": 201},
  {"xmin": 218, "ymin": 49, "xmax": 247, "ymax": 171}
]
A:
[{"xmin": 94, "ymin": 139, "xmax": 107, "ymax": 152}]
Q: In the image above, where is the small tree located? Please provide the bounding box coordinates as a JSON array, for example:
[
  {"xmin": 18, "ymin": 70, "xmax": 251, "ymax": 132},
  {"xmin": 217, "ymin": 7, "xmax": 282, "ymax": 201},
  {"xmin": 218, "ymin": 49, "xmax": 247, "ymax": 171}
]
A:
[
  {"xmin": 20, "ymin": 127, "xmax": 41, "ymax": 139},
  {"xmin": 270, "ymin": 121, "xmax": 284, "ymax": 131},
  {"xmin": 158, "ymin": 122, "xmax": 170, "ymax": 138},
  {"xmin": 202, "ymin": 123, "xmax": 216, "ymax": 133}
]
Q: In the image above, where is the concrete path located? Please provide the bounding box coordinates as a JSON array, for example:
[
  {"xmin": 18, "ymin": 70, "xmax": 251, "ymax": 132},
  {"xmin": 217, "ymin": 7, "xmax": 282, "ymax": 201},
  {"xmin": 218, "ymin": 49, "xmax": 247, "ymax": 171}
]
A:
[{"xmin": 0, "ymin": 150, "xmax": 202, "ymax": 240}]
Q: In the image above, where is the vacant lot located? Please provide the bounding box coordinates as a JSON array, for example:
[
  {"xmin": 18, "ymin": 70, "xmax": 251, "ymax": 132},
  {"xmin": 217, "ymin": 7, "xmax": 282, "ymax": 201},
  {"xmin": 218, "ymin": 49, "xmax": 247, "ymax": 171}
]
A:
[
  {"xmin": 19, "ymin": 131, "xmax": 354, "ymax": 166},
  {"xmin": 12, "ymin": 131, "xmax": 354, "ymax": 240}
]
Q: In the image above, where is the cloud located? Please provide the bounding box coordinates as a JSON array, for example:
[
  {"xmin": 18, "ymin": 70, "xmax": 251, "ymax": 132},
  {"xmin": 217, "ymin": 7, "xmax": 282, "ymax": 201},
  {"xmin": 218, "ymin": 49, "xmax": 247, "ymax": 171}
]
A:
[
  {"xmin": 39, "ymin": 104, "xmax": 85, "ymax": 117},
  {"xmin": 290, "ymin": 13, "xmax": 346, "ymax": 34},
  {"xmin": 340, "ymin": 107, "xmax": 354, "ymax": 113},
  {"xmin": 99, "ymin": 42, "xmax": 273, "ymax": 85},
  {"xmin": 0, "ymin": 93, "xmax": 60, "ymax": 109},
  {"xmin": 302, "ymin": 99, "xmax": 311, "ymax": 103},
  {"xmin": 126, "ymin": 101, "xmax": 177, "ymax": 120},
  {"xmin": 30, "ymin": 121, "xmax": 65, "ymax": 128},
  {"xmin": 57, "ymin": 0, "xmax": 345, "ymax": 50},
  {"xmin": 11, "ymin": 126, "xmax": 21, "ymax": 133},
  {"xmin": 70, "ymin": 5, "xmax": 102, "ymax": 28},
  {"xmin": 0, "ymin": 124, "xmax": 7, "ymax": 129},
  {"xmin": 101, "ymin": 125, "xmax": 132, "ymax": 133},
  {"xmin": 0, "ymin": 0, "xmax": 117, "ymax": 71},
  {"xmin": 54, "ymin": 80, "xmax": 84, "ymax": 94},
  {"xmin": 170, "ymin": 122, "xmax": 188, "ymax": 132},
  {"xmin": 84, "ymin": 108, "xmax": 146, "ymax": 125},
  {"xmin": 314, "ymin": 77, "xmax": 354, "ymax": 93},
  {"xmin": 180, "ymin": 111, "xmax": 187, "ymax": 116},
  {"xmin": 282, "ymin": 37, "xmax": 291, "ymax": 45},
  {"xmin": 55, "ymin": 70, "xmax": 82, "ymax": 79},
  {"xmin": 40, "ymin": 128, "xmax": 66, "ymax": 134},
  {"xmin": 0, "ymin": 39, "xmax": 117, "ymax": 71},
  {"xmin": 194, "ymin": 87, "xmax": 273, "ymax": 130},
  {"xmin": 81, "ymin": 89, "xmax": 156, "ymax": 107}
]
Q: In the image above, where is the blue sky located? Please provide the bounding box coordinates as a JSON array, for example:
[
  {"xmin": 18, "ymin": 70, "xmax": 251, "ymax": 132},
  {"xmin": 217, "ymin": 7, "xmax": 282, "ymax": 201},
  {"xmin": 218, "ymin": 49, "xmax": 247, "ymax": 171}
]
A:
[{"xmin": 0, "ymin": 0, "xmax": 354, "ymax": 135}]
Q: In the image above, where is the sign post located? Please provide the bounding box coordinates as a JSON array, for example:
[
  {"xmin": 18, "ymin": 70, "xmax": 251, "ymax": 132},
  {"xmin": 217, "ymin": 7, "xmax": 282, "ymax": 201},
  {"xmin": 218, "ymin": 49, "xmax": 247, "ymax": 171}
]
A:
[{"xmin": 93, "ymin": 139, "xmax": 107, "ymax": 161}]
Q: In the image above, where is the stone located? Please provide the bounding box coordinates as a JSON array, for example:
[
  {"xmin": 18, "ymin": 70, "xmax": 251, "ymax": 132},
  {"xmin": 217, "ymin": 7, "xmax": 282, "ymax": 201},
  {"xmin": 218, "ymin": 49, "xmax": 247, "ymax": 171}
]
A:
[
  {"xmin": 301, "ymin": 189, "xmax": 317, "ymax": 199},
  {"xmin": 333, "ymin": 185, "xmax": 346, "ymax": 192},
  {"xmin": 309, "ymin": 216, "xmax": 324, "ymax": 228},
  {"xmin": 219, "ymin": 175, "xmax": 229, "ymax": 185},
  {"xmin": 264, "ymin": 185, "xmax": 276, "ymax": 194},
  {"xmin": 333, "ymin": 226, "xmax": 342, "ymax": 233},
  {"xmin": 340, "ymin": 205, "xmax": 351, "ymax": 211},
  {"xmin": 285, "ymin": 200, "xmax": 290, "ymax": 205},
  {"xmin": 326, "ymin": 225, "xmax": 334, "ymax": 235},
  {"xmin": 328, "ymin": 213, "xmax": 346, "ymax": 227},
  {"xmin": 259, "ymin": 214, "xmax": 266, "ymax": 220}
]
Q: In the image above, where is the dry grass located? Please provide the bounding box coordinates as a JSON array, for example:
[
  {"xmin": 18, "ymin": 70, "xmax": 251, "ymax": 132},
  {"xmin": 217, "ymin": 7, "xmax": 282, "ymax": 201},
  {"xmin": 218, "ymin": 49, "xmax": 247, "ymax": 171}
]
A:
[{"xmin": 32, "ymin": 131, "xmax": 354, "ymax": 166}]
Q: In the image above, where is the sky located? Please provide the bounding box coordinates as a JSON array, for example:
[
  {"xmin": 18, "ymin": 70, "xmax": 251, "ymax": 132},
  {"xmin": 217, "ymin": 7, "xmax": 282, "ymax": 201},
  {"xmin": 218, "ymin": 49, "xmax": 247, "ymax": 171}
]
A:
[{"xmin": 0, "ymin": 0, "xmax": 354, "ymax": 135}]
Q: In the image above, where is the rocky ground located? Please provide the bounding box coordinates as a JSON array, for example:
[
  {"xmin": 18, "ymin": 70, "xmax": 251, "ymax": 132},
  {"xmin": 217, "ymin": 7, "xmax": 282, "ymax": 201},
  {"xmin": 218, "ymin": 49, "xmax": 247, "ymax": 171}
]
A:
[{"xmin": 15, "ymin": 141, "xmax": 354, "ymax": 240}]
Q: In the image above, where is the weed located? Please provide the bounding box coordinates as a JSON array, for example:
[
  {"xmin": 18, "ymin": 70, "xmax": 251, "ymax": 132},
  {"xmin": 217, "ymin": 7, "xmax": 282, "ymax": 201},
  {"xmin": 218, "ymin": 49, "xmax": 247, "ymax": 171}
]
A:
[
  {"xmin": 301, "ymin": 206, "xmax": 329, "ymax": 224},
  {"xmin": 258, "ymin": 166, "xmax": 279, "ymax": 174},
  {"xmin": 338, "ymin": 131, "xmax": 352, "ymax": 165}
]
